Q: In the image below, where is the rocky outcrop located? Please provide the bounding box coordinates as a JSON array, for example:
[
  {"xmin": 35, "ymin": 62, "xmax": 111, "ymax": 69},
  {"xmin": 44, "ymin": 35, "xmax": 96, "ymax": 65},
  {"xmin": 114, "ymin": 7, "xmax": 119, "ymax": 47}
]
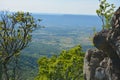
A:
[{"xmin": 83, "ymin": 7, "xmax": 120, "ymax": 80}]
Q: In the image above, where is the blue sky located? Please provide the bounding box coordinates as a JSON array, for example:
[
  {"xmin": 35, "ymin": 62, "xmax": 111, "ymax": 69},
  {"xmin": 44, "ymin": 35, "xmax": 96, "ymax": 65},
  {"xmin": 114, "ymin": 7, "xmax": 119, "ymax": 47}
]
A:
[{"xmin": 0, "ymin": 0, "xmax": 119, "ymax": 15}]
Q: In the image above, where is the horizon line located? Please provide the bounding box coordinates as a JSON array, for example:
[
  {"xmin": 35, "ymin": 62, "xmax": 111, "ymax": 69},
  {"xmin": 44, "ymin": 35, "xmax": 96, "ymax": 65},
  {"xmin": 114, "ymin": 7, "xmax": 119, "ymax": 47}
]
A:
[{"xmin": 0, "ymin": 10, "xmax": 97, "ymax": 16}]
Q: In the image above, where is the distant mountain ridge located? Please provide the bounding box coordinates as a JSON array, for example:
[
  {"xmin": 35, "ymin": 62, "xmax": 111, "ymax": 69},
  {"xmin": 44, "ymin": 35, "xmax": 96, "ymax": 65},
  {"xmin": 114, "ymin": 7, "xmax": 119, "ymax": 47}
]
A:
[{"xmin": 32, "ymin": 14, "xmax": 102, "ymax": 28}]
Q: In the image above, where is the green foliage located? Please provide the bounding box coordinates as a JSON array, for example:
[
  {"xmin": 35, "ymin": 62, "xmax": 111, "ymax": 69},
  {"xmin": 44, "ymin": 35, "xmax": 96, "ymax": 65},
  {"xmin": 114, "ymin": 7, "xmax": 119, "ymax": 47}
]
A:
[
  {"xmin": 35, "ymin": 45, "xmax": 84, "ymax": 80},
  {"xmin": 0, "ymin": 11, "xmax": 40, "ymax": 60},
  {"xmin": 96, "ymin": 0, "xmax": 115, "ymax": 29},
  {"xmin": 0, "ymin": 11, "xmax": 41, "ymax": 80}
]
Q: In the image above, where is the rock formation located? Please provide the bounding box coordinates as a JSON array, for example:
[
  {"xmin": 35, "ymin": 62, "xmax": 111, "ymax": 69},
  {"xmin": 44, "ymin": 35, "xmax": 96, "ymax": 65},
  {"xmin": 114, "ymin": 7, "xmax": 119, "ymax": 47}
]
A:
[{"xmin": 83, "ymin": 7, "xmax": 120, "ymax": 80}]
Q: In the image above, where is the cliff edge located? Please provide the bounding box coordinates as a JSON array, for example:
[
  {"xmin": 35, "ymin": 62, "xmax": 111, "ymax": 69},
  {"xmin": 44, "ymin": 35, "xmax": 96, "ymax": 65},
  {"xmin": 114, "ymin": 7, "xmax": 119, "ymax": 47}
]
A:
[{"xmin": 83, "ymin": 7, "xmax": 120, "ymax": 80}]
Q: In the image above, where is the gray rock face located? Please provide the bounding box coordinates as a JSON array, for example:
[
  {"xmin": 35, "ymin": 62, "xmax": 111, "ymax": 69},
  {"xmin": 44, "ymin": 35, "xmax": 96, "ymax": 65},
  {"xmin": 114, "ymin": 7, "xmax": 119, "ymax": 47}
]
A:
[
  {"xmin": 84, "ymin": 49, "xmax": 120, "ymax": 80},
  {"xmin": 83, "ymin": 7, "xmax": 120, "ymax": 80},
  {"xmin": 84, "ymin": 49, "xmax": 107, "ymax": 80}
]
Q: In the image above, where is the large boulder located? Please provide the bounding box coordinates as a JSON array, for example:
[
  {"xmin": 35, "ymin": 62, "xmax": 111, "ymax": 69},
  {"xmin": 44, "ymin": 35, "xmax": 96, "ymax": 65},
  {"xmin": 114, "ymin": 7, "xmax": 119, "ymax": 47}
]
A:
[
  {"xmin": 83, "ymin": 7, "xmax": 120, "ymax": 80},
  {"xmin": 83, "ymin": 49, "xmax": 107, "ymax": 80},
  {"xmin": 84, "ymin": 49, "xmax": 120, "ymax": 80}
]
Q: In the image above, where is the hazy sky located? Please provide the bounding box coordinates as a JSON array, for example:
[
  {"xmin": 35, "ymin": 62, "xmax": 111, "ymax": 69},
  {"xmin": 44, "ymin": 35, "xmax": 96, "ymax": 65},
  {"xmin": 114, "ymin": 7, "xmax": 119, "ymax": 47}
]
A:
[{"xmin": 0, "ymin": 0, "xmax": 119, "ymax": 15}]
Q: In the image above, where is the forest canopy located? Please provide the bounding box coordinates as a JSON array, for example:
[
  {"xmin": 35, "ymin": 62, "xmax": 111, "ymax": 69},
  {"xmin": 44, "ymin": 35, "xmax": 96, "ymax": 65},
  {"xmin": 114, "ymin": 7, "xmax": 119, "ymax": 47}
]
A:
[{"xmin": 35, "ymin": 45, "xmax": 84, "ymax": 80}]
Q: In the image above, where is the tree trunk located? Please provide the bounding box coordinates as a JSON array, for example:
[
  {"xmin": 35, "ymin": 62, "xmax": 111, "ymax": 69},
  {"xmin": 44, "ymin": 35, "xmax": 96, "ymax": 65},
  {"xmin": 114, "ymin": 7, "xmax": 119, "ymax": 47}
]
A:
[
  {"xmin": 0, "ymin": 63, "xmax": 2, "ymax": 80},
  {"xmin": 2, "ymin": 63, "xmax": 9, "ymax": 80}
]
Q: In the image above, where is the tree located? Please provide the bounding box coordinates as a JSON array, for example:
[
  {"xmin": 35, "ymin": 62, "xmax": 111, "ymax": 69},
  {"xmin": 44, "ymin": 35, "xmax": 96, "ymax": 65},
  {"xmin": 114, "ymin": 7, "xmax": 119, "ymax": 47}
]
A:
[
  {"xmin": 96, "ymin": 0, "xmax": 115, "ymax": 29},
  {"xmin": 0, "ymin": 11, "xmax": 41, "ymax": 80},
  {"xmin": 35, "ymin": 45, "xmax": 84, "ymax": 80}
]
